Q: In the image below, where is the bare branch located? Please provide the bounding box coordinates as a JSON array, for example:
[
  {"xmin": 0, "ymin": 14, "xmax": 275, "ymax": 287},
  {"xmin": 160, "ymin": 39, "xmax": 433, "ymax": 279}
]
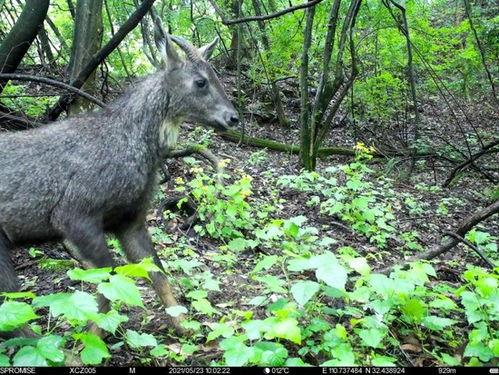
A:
[
  {"xmin": 0, "ymin": 73, "xmax": 106, "ymax": 107},
  {"xmin": 209, "ymin": 0, "xmax": 326, "ymax": 26}
]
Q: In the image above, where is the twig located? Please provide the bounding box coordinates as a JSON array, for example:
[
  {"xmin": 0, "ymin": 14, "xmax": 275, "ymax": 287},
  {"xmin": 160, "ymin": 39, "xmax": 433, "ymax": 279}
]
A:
[
  {"xmin": 442, "ymin": 231, "xmax": 495, "ymax": 268},
  {"xmin": 443, "ymin": 139, "xmax": 499, "ymax": 187},
  {"xmin": 0, "ymin": 73, "xmax": 106, "ymax": 107},
  {"xmin": 379, "ymin": 199, "xmax": 499, "ymax": 273},
  {"xmin": 208, "ymin": 0, "xmax": 326, "ymax": 26}
]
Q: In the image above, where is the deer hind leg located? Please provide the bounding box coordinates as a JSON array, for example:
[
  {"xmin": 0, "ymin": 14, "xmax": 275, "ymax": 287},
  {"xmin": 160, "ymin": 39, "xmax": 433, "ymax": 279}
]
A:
[
  {"xmin": 59, "ymin": 219, "xmax": 116, "ymax": 337},
  {"xmin": 0, "ymin": 227, "xmax": 38, "ymax": 339},
  {"xmin": 117, "ymin": 223, "xmax": 187, "ymax": 335}
]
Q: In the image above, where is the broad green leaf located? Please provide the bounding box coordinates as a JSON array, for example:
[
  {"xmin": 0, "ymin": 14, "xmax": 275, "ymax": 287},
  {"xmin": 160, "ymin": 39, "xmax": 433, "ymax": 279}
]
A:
[
  {"xmin": 464, "ymin": 341, "xmax": 494, "ymax": 362},
  {"xmin": 207, "ymin": 322, "xmax": 235, "ymax": 342},
  {"xmin": 290, "ymin": 280, "xmax": 320, "ymax": 306},
  {"xmin": 186, "ymin": 290, "xmax": 208, "ymax": 300},
  {"xmin": 440, "ymin": 353, "xmax": 461, "ymax": 366},
  {"xmin": 98, "ymin": 275, "xmax": 144, "ymax": 307},
  {"xmin": 220, "ymin": 336, "xmax": 253, "ymax": 366},
  {"xmin": 371, "ymin": 355, "xmax": 397, "ymax": 366},
  {"xmin": 12, "ymin": 346, "xmax": 48, "ymax": 366},
  {"xmin": 165, "ymin": 305, "xmax": 188, "ymax": 318},
  {"xmin": 67, "ymin": 267, "xmax": 112, "ymax": 283},
  {"xmin": 181, "ymin": 320, "xmax": 201, "ymax": 331},
  {"xmin": 316, "ymin": 263, "xmax": 347, "ymax": 291},
  {"xmin": 287, "ymin": 257, "xmax": 314, "ymax": 272},
  {"xmin": 192, "ymin": 298, "xmax": 219, "ymax": 317},
  {"xmin": 348, "ymin": 257, "xmax": 371, "ymax": 275},
  {"xmin": 150, "ymin": 344, "xmax": 169, "ymax": 358},
  {"xmin": 0, "ymin": 301, "xmax": 38, "ymax": 331},
  {"xmin": 76, "ymin": 333, "xmax": 111, "ymax": 365},
  {"xmin": 326, "ymin": 343, "xmax": 356, "ymax": 366},
  {"xmin": 94, "ymin": 310, "xmax": 129, "ymax": 334},
  {"xmin": 36, "ymin": 335, "xmax": 65, "ymax": 363},
  {"xmin": 263, "ymin": 317, "xmax": 301, "ymax": 344},
  {"xmin": 0, "ymin": 353, "xmax": 9, "ymax": 366},
  {"xmin": 285, "ymin": 357, "xmax": 312, "ymax": 366},
  {"xmin": 423, "ymin": 316, "xmax": 456, "ymax": 331},
  {"xmin": 401, "ymin": 298, "xmax": 427, "ymax": 323},
  {"xmin": 242, "ymin": 319, "xmax": 266, "ymax": 340},
  {"xmin": 359, "ymin": 328, "xmax": 386, "ymax": 348},
  {"xmin": 255, "ymin": 275, "xmax": 287, "ymax": 293},
  {"xmin": 256, "ymin": 341, "xmax": 288, "ymax": 366},
  {"xmin": 126, "ymin": 329, "xmax": 158, "ymax": 348},
  {"xmin": 227, "ymin": 238, "xmax": 248, "ymax": 252},
  {"xmin": 253, "ymin": 255, "xmax": 278, "ymax": 273},
  {"xmin": 115, "ymin": 258, "xmax": 160, "ymax": 279}
]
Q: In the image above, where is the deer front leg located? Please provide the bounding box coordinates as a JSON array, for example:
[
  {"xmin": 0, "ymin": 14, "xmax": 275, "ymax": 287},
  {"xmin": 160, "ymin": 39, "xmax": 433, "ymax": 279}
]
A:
[
  {"xmin": 59, "ymin": 218, "xmax": 116, "ymax": 338},
  {"xmin": 117, "ymin": 223, "xmax": 187, "ymax": 336}
]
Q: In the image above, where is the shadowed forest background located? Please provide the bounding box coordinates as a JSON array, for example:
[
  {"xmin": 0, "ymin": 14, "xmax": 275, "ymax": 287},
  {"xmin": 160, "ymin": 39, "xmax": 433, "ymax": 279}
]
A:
[{"xmin": 0, "ymin": 0, "xmax": 497, "ymax": 367}]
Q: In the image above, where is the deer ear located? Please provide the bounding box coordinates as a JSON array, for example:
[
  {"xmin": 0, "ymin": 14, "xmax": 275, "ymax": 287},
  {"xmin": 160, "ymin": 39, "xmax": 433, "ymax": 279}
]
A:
[
  {"xmin": 199, "ymin": 37, "xmax": 219, "ymax": 60},
  {"xmin": 153, "ymin": 17, "xmax": 180, "ymax": 68}
]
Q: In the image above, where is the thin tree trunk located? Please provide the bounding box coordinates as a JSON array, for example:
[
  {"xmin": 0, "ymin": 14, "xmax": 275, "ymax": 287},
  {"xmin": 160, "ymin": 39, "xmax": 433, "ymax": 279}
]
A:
[
  {"xmin": 68, "ymin": 0, "xmax": 104, "ymax": 114},
  {"xmin": 462, "ymin": 0, "xmax": 497, "ymax": 102},
  {"xmin": 299, "ymin": 2, "xmax": 315, "ymax": 170},
  {"xmin": 251, "ymin": 0, "xmax": 289, "ymax": 128},
  {"xmin": 0, "ymin": 0, "xmax": 50, "ymax": 93}
]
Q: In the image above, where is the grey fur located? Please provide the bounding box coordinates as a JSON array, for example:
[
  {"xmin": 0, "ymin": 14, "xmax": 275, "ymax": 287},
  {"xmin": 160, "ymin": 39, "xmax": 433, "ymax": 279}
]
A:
[{"xmin": 0, "ymin": 32, "xmax": 238, "ymax": 336}]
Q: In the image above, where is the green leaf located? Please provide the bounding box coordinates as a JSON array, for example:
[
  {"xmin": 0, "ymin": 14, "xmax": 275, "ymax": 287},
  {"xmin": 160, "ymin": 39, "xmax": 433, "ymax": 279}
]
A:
[
  {"xmin": 285, "ymin": 357, "xmax": 312, "ymax": 366},
  {"xmin": 464, "ymin": 341, "xmax": 494, "ymax": 362},
  {"xmin": 36, "ymin": 335, "xmax": 65, "ymax": 363},
  {"xmin": 67, "ymin": 267, "xmax": 112, "ymax": 283},
  {"xmin": 150, "ymin": 344, "xmax": 169, "ymax": 358},
  {"xmin": 192, "ymin": 298, "xmax": 219, "ymax": 317},
  {"xmin": 359, "ymin": 328, "xmax": 386, "ymax": 348},
  {"xmin": 423, "ymin": 316, "xmax": 456, "ymax": 331},
  {"xmin": 75, "ymin": 332, "xmax": 111, "ymax": 365},
  {"xmin": 316, "ymin": 263, "xmax": 347, "ymax": 291},
  {"xmin": 12, "ymin": 346, "xmax": 48, "ymax": 366},
  {"xmin": 98, "ymin": 275, "xmax": 144, "ymax": 307},
  {"xmin": 0, "ymin": 353, "xmax": 9, "ymax": 366},
  {"xmin": 220, "ymin": 336, "xmax": 254, "ymax": 366},
  {"xmin": 371, "ymin": 355, "xmax": 397, "ymax": 366},
  {"xmin": 207, "ymin": 323, "xmax": 235, "ymax": 342},
  {"xmin": 348, "ymin": 257, "xmax": 371, "ymax": 275},
  {"xmin": 401, "ymin": 298, "xmax": 427, "ymax": 323},
  {"xmin": 290, "ymin": 280, "xmax": 320, "ymax": 306},
  {"xmin": 165, "ymin": 305, "xmax": 188, "ymax": 318},
  {"xmin": 187, "ymin": 290, "xmax": 208, "ymax": 300},
  {"xmin": 253, "ymin": 255, "xmax": 278, "ymax": 273},
  {"xmin": 263, "ymin": 317, "xmax": 301, "ymax": 344},
  {"xmin": 33, "ymin": 292, "xmax": 99, "ymax": 323},
  {"xmin": 242, "ymin": 319, "xmax": 266, "ymax": 340},
  {"xmin": 115, "ymin": 258, "xmax": 160, "ymax": 279},
  {"xmin": 287, "ymin": 257, "xmax": 315, "ymax": 272},
  {"xmin": 0, "ymin": 301, "xmax": 39, "ymax": 331},
  {"xmin": 255, "ymin": 275, "xmax": 287, "ymax": 293},
  {"xmin": 93, "ymin": 310, "xmax": 129, "ymax": 334},
  {"xmin": 440, "ymin": 353, "xmax": 461, "ymax": 366},
  {"xmin": 227, "ymin": 238, "xmax": 248, "ymax": 252},
  {"xmin": 126, "ymin": 329, "xmax": 158, "ymax": 348}
]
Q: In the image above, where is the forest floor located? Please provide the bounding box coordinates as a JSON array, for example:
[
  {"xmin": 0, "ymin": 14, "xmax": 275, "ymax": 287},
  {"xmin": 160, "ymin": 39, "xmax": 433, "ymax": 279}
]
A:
[{"xmin": 7, "ymin": 73, "xmax": 498, "ymax": 366}]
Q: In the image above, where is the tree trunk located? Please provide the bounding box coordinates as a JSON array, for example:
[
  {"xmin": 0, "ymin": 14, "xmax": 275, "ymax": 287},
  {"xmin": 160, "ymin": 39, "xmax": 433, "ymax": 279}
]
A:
[
  {"xmin": 67, "ymin": 0, "xmax": 104, "ymax": 114},
  {"xmin": 0, "ymin": 0, "xmax": 50, "ymax": 93}
]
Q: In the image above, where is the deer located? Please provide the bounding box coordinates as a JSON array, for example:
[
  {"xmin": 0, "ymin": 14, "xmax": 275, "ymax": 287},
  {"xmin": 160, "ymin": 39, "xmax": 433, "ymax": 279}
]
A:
[{"xmin": 0, "ymin": 20, "xmax": 239, "ymax": 339}]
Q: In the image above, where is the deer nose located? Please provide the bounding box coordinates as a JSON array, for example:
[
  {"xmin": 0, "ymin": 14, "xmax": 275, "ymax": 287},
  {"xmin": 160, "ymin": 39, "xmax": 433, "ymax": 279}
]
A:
[{"xmin": 229, "ymin": 114, "xmax": 239, "ymax": 126}]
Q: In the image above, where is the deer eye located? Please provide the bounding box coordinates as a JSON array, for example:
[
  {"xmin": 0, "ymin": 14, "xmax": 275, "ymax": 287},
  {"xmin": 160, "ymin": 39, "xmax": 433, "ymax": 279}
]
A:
[{"xmin": 195, "ymin": 78, "xmax": 207, "ymax": 88}]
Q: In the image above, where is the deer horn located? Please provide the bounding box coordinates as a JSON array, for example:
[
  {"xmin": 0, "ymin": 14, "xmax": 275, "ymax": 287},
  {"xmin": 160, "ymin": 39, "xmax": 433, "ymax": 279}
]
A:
[{"xmin": 169, "ymin": 35, "xmax": 203, "ymax": 63}]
